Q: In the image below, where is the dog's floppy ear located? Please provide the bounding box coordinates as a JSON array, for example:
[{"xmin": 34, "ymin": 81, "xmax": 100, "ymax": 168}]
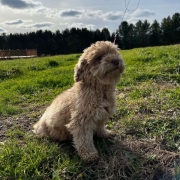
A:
[{"xmin": 74, "ymin": 59, "xmax": 88, "ymax": 82}]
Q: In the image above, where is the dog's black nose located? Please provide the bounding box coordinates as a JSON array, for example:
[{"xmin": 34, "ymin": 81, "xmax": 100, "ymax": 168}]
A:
[{"xmin": 112, "ymin": 59, "xmax": 119, "ymax": 66}]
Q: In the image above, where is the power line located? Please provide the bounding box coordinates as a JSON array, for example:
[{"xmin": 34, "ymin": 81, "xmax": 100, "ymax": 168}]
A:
[
  {"xmin": 122, "ymin": 0, "xmax": 141, "ymax": 26},
  {"xmin": 121, "ymin": 0, "xmax": 131, "ymax": 25},
  {"xmin": 125, "ymin": 0, "xmax": 141, "ymax": 12},
  {"xmin": 113, "ymin": 0, "xmax": 141, "ymax": 44},
  {"xmin": 113, "ymin": 0, "xmax": 130, "ymax": 44}
]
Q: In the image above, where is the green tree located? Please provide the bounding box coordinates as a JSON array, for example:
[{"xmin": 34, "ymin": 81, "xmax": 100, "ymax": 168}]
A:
[
  {"xmin": 44, "ymin": 30, "xmax": 56, "ymax": 55},
  {"xmin": 161, "ymin": 16, "xmax": 173, "ymax": 45},
  {"xmin": 119, "ymin": 21, "xmax": 130, "ymax": 49},
  {"xmin": 94, "ymin": 29, "xmax": 102, "ymax": 41},
  {"xmin": 149, "ymin": 20, "xmax": 162, "ymax": 46},
  {"xmin": 135, "ymin": 20, "xmax": 150, "ymax": 47},
  {"xmin": 55, "ymin": 30, "xmax": 63, "ymax": 54},
  {"xmin": 171, "ymin": 13, "xmax": 180, "ymax": 43},
  {"xmin": 128, "ymin": 23, "xmax": 136, "ymax": 48},
  {"xmin": 68, "ymin": 28, "xmax": 81, "ymax": 53},
  {"xmin": 0, "ymin": 33, "xmax": 7, "ymax": 49},
  {"xmin": 80, "ymin": 28, "xmax": 93, "ymax": 49},
  {"xmin": 101, "ymin": 28, "xmax": 110, "ymax": 41}
]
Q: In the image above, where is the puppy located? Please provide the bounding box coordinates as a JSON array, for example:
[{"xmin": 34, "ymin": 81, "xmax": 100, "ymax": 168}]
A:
[{"xmin": 33, "ymin": 41, "xmax": 125, "ymax": 162}]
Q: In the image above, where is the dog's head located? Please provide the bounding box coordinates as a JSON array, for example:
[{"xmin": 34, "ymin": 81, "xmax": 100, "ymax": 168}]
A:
[{"xmin": 74, "ymin": 41, "xmax": 125, "ymax": 85}]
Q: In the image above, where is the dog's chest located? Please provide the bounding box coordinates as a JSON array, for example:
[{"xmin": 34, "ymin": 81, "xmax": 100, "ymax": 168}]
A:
[
  {"xmin": 76, "ymin": 87, "xmax": 116, "ymax": 120},
  {"xmin": 96, "ymin": 92, "xmax": 116, "ymax": 118}
]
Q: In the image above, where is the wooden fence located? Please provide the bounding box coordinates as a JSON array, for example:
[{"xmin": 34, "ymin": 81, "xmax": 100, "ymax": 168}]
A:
[{"xmin": 0, "ymin": 49, "xmax": 37, "ymax": 59}]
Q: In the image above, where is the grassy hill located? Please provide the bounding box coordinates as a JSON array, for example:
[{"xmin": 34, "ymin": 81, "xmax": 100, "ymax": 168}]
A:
[{"xmin": 0, "ymin": 44, "xmax": 180, "ymax": 179}]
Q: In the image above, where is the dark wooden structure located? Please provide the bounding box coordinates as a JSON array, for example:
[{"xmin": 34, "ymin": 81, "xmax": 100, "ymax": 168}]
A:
[{"xmin": 0, "ymin": 49, "xmax": 37, "ymax": 59}]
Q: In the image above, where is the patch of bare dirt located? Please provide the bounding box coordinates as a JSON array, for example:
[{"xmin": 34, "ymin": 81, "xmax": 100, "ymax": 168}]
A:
[
  {"xmin": 0, "ymin": 105, "xmax": 46, "ymax": 141},
  {"xmin": 0, "ymin": 116, "xmax": 35, "ymax": 141}
]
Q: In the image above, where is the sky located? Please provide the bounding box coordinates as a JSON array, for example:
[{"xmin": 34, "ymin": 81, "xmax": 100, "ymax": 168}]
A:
[{"xmin": 0, "ymin": 0, "xmax": 179, "ymax": 34}]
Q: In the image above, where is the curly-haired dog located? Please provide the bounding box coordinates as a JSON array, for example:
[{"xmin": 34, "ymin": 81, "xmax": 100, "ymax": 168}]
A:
[{"xmin": 33, "ymin": 41, "xmax": 125, "ymax": 162}]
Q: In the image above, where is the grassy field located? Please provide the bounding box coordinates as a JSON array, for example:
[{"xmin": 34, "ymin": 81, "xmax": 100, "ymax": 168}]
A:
[{"xmin": 0, "ymin": 44, "xmax": 180, "ymax": 180}]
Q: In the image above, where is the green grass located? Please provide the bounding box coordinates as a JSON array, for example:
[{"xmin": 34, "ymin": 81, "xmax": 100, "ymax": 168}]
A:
[
  {"xmin": 0, "ymin": 45, "xmax": 180, "ymax": 179},
  {"xmin": 0, "ymin": 55, "xmax": 79, "ymax": 115}
]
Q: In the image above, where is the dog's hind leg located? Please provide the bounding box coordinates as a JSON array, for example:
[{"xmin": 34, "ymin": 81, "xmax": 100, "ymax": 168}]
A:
[
  {"xmin": 33, "ymin": 121, "xmax": 49, "ymax": 137},
  {"xmin": 33, "ymin": 120, "xmax": 71, "ymax": 141}
]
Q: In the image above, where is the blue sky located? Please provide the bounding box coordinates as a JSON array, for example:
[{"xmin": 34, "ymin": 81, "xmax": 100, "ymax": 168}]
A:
[{"xmin": 0, "ymin": 0, "xmax": 179, "ymax": 34}]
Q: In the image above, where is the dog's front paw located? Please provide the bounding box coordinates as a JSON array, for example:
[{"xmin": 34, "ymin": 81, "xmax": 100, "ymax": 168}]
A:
[
  {"xmin": 97, "ymin": 129, "xmax": 115, "ymax": 139},
  {"xmin": 80, "ymin": 151, "xmax": 99, "ymax": 163}
]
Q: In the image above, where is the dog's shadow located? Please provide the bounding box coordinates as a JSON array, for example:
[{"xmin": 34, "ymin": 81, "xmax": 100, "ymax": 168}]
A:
[{"xmin": 53, "ymin": 135, "xmax": 177, "ymax": 180}]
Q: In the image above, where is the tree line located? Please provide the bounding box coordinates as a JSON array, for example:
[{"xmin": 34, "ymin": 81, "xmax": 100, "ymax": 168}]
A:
[{"xmin": 0, "ymin": 12, "xmax": 179, "ymax": 55}]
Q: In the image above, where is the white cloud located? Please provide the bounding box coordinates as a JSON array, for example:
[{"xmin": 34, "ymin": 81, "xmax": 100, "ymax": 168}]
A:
[
  {"xmin": 0, "ymin": 27, "xmax": 6, "ymax": 33},
  {"xmin": 59, "ymin": 9, "xmax": 83, "ymax": 18},
  {"xmin": 102, "ymin": 11, "xmax": 124, "ymax": 21},
  {"xmin": 1, "ymin": 19, "xmax": 32, "ymax": 26},
  {"xmin": 58, "ymin": 9, "xmax": 103, "ymax": 20},
  {"xmin": 126, "ymin": 9, "xmax": 155, "ymax": 24},
  {"xmin": 0, "ymin": 0, "xmax": 157, "ymax": 34},
  {"xmin": 58, "ymin": 9, "xmax": 154, "ymax": 23},
  {"xmin": 0, "ymin": 0, "xmax": 42, "ymax": 9},
  {"xmin": 20, "ymin": 22, "xmax": 55, "ymax": 29},
  {"xmin": 34, "ymin": 7, "xmax": 58, "ymax": 18},
  {"xmin": 59, "ymin": 23, "xmax": 69, "ymax": 26},
  {"xmin": 86, "ymin": 10, "xmax": 103, "ymax": 19},
  {"xmin": 0, "ymin": 0, "xmax": 57, "ymax": 17},
  {"xmin": 132, "ymin": 9, "xmax": 155, "ymax": 18}
]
